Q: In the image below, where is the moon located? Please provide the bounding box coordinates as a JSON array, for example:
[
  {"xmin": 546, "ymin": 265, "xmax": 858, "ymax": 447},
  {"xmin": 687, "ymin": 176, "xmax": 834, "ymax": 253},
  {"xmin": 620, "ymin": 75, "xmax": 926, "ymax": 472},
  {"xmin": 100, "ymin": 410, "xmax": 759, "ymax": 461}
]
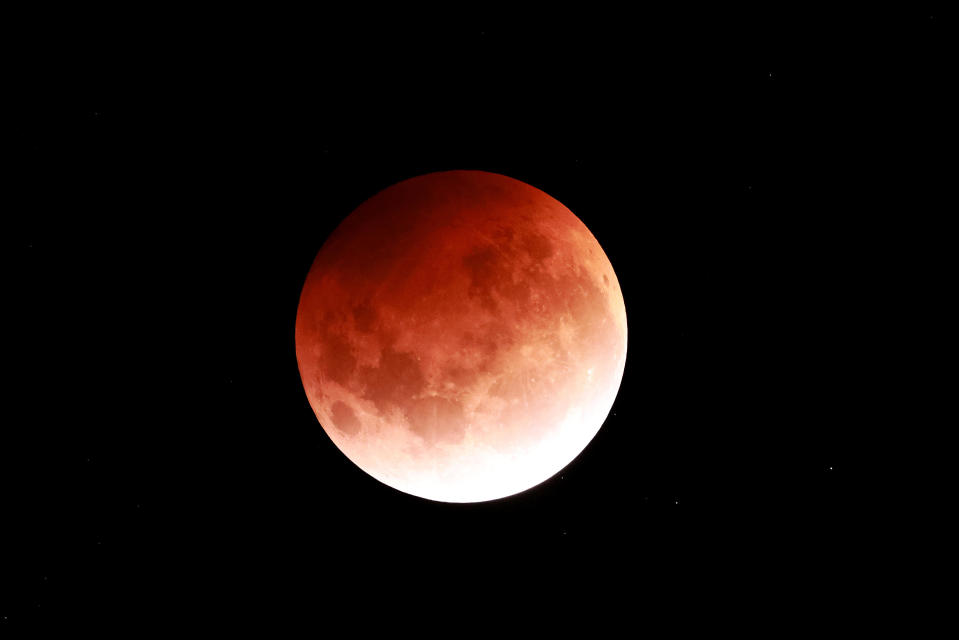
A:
[{"xmin": 295, "ymin": 170, "xmax": 627, "ymax": 502}]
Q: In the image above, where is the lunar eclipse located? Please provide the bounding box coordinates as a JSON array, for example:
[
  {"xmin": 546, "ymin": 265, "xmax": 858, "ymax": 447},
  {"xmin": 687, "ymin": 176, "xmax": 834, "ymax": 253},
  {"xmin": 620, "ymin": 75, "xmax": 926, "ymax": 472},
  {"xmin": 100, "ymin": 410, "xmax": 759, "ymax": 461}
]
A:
[{"xmin": 295, "ymin": 170, "xmax": 627, "ymax": 502}]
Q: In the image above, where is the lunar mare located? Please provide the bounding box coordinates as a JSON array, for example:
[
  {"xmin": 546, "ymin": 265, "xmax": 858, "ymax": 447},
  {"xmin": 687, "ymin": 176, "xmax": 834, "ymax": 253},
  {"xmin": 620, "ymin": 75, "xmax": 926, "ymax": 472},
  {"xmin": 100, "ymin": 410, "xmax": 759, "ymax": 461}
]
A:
[{"xmin": 295, "ymin": 170, "xmax": 627, "ymax": 502}]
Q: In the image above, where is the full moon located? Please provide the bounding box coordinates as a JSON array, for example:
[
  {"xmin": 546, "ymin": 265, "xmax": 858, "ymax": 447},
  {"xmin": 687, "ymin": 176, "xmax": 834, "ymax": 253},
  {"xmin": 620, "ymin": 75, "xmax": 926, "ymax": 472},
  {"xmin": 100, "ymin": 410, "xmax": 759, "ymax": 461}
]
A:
[{"xmin": 295, "ymin": 170, "xmax": 627, "ymax": 502}]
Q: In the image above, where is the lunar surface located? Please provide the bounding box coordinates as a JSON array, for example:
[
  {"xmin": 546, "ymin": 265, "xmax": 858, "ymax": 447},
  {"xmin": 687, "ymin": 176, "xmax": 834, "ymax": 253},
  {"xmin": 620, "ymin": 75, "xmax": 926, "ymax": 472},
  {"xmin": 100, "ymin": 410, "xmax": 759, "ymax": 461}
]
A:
[{"xmin": 295, "ymin": 170, "xmax": 627, "ymax": 502}]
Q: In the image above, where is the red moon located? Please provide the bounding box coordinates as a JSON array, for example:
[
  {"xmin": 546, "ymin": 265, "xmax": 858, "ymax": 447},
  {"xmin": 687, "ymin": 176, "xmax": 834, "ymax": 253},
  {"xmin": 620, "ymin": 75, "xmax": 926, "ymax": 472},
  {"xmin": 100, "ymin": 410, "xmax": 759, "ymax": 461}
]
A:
[{"xmin": 295, "ymin": 171, "xmax": 627, "ymax": 502}]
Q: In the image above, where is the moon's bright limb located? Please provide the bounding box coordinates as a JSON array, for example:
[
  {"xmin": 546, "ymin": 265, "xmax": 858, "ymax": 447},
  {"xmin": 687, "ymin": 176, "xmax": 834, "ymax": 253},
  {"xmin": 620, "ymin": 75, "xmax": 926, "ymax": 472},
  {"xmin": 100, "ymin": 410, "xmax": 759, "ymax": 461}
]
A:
[{"xmin": 295, "ymin": 171, "xmax": 627, "ymax": 502}]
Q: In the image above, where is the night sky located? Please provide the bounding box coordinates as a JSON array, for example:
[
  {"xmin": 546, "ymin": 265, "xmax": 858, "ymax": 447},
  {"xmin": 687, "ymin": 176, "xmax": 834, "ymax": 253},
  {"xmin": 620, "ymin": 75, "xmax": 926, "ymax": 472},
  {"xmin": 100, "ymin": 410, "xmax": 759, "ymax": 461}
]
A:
[{"xmin": 6, "ymin": 7, "xmax": 944, "ymax": 632}]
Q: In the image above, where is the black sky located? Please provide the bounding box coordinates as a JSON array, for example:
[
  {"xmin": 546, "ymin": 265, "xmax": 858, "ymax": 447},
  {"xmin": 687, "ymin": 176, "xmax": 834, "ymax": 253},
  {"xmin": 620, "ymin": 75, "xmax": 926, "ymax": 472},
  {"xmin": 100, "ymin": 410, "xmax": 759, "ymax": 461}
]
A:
[{"xmin": 5, "ymin": 6, "xmax": 945, "ymax": 633}]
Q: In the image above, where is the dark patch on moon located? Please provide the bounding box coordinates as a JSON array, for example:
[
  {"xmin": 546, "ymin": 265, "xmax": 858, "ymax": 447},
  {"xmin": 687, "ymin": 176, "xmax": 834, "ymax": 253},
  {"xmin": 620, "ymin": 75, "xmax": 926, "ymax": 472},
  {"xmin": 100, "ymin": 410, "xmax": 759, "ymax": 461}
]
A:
[
  {"xmin": 360, "ymin": 346, "xmax": 427, "ymax": 414},
  {"xmin": 463, "ymin": 246, "xmax": 507, "ymax": 311},
  {"xmin": 443, "ymin": 364, "xmax": 482, "ymax": 387},
  {"xmin": 522, "ymin": 232, "xmax": 554, "ymax": 262},
  {"xmin": 500, "ymin": 278, "xmax": 532, "ymax": 306},
  {"xmin": 321, "ymin": 332, "xmax": 357, "ymax": 385},
  {"xmin": 352, "ymin": 300, "xmax": 378, "ymax": 333},
  {"xmin": 463, "ymin": 238, "xmax": 542, "ymax": 311},
  {"xmin": 461, "ymin": 322, "xmax": 515, "ymax": 366},
  {"xmin": 331, "ymin": 400, "xmax": 362, "ymax": 436},
  {"xmin": 492, "ymin": 225, "xmax": 515, "ymax": 243},
  {"xmin": 406, "ymin": 395, "xmax": 466, "ymax": 445}
]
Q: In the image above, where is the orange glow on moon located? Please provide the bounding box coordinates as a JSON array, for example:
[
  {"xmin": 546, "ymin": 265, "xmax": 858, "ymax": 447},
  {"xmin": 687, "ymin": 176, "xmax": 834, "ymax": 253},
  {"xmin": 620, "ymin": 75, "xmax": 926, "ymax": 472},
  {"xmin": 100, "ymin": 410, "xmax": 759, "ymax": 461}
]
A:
[{"xmin": 295, "ymin": 170, "xmax": 627, "ymax": 502}]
